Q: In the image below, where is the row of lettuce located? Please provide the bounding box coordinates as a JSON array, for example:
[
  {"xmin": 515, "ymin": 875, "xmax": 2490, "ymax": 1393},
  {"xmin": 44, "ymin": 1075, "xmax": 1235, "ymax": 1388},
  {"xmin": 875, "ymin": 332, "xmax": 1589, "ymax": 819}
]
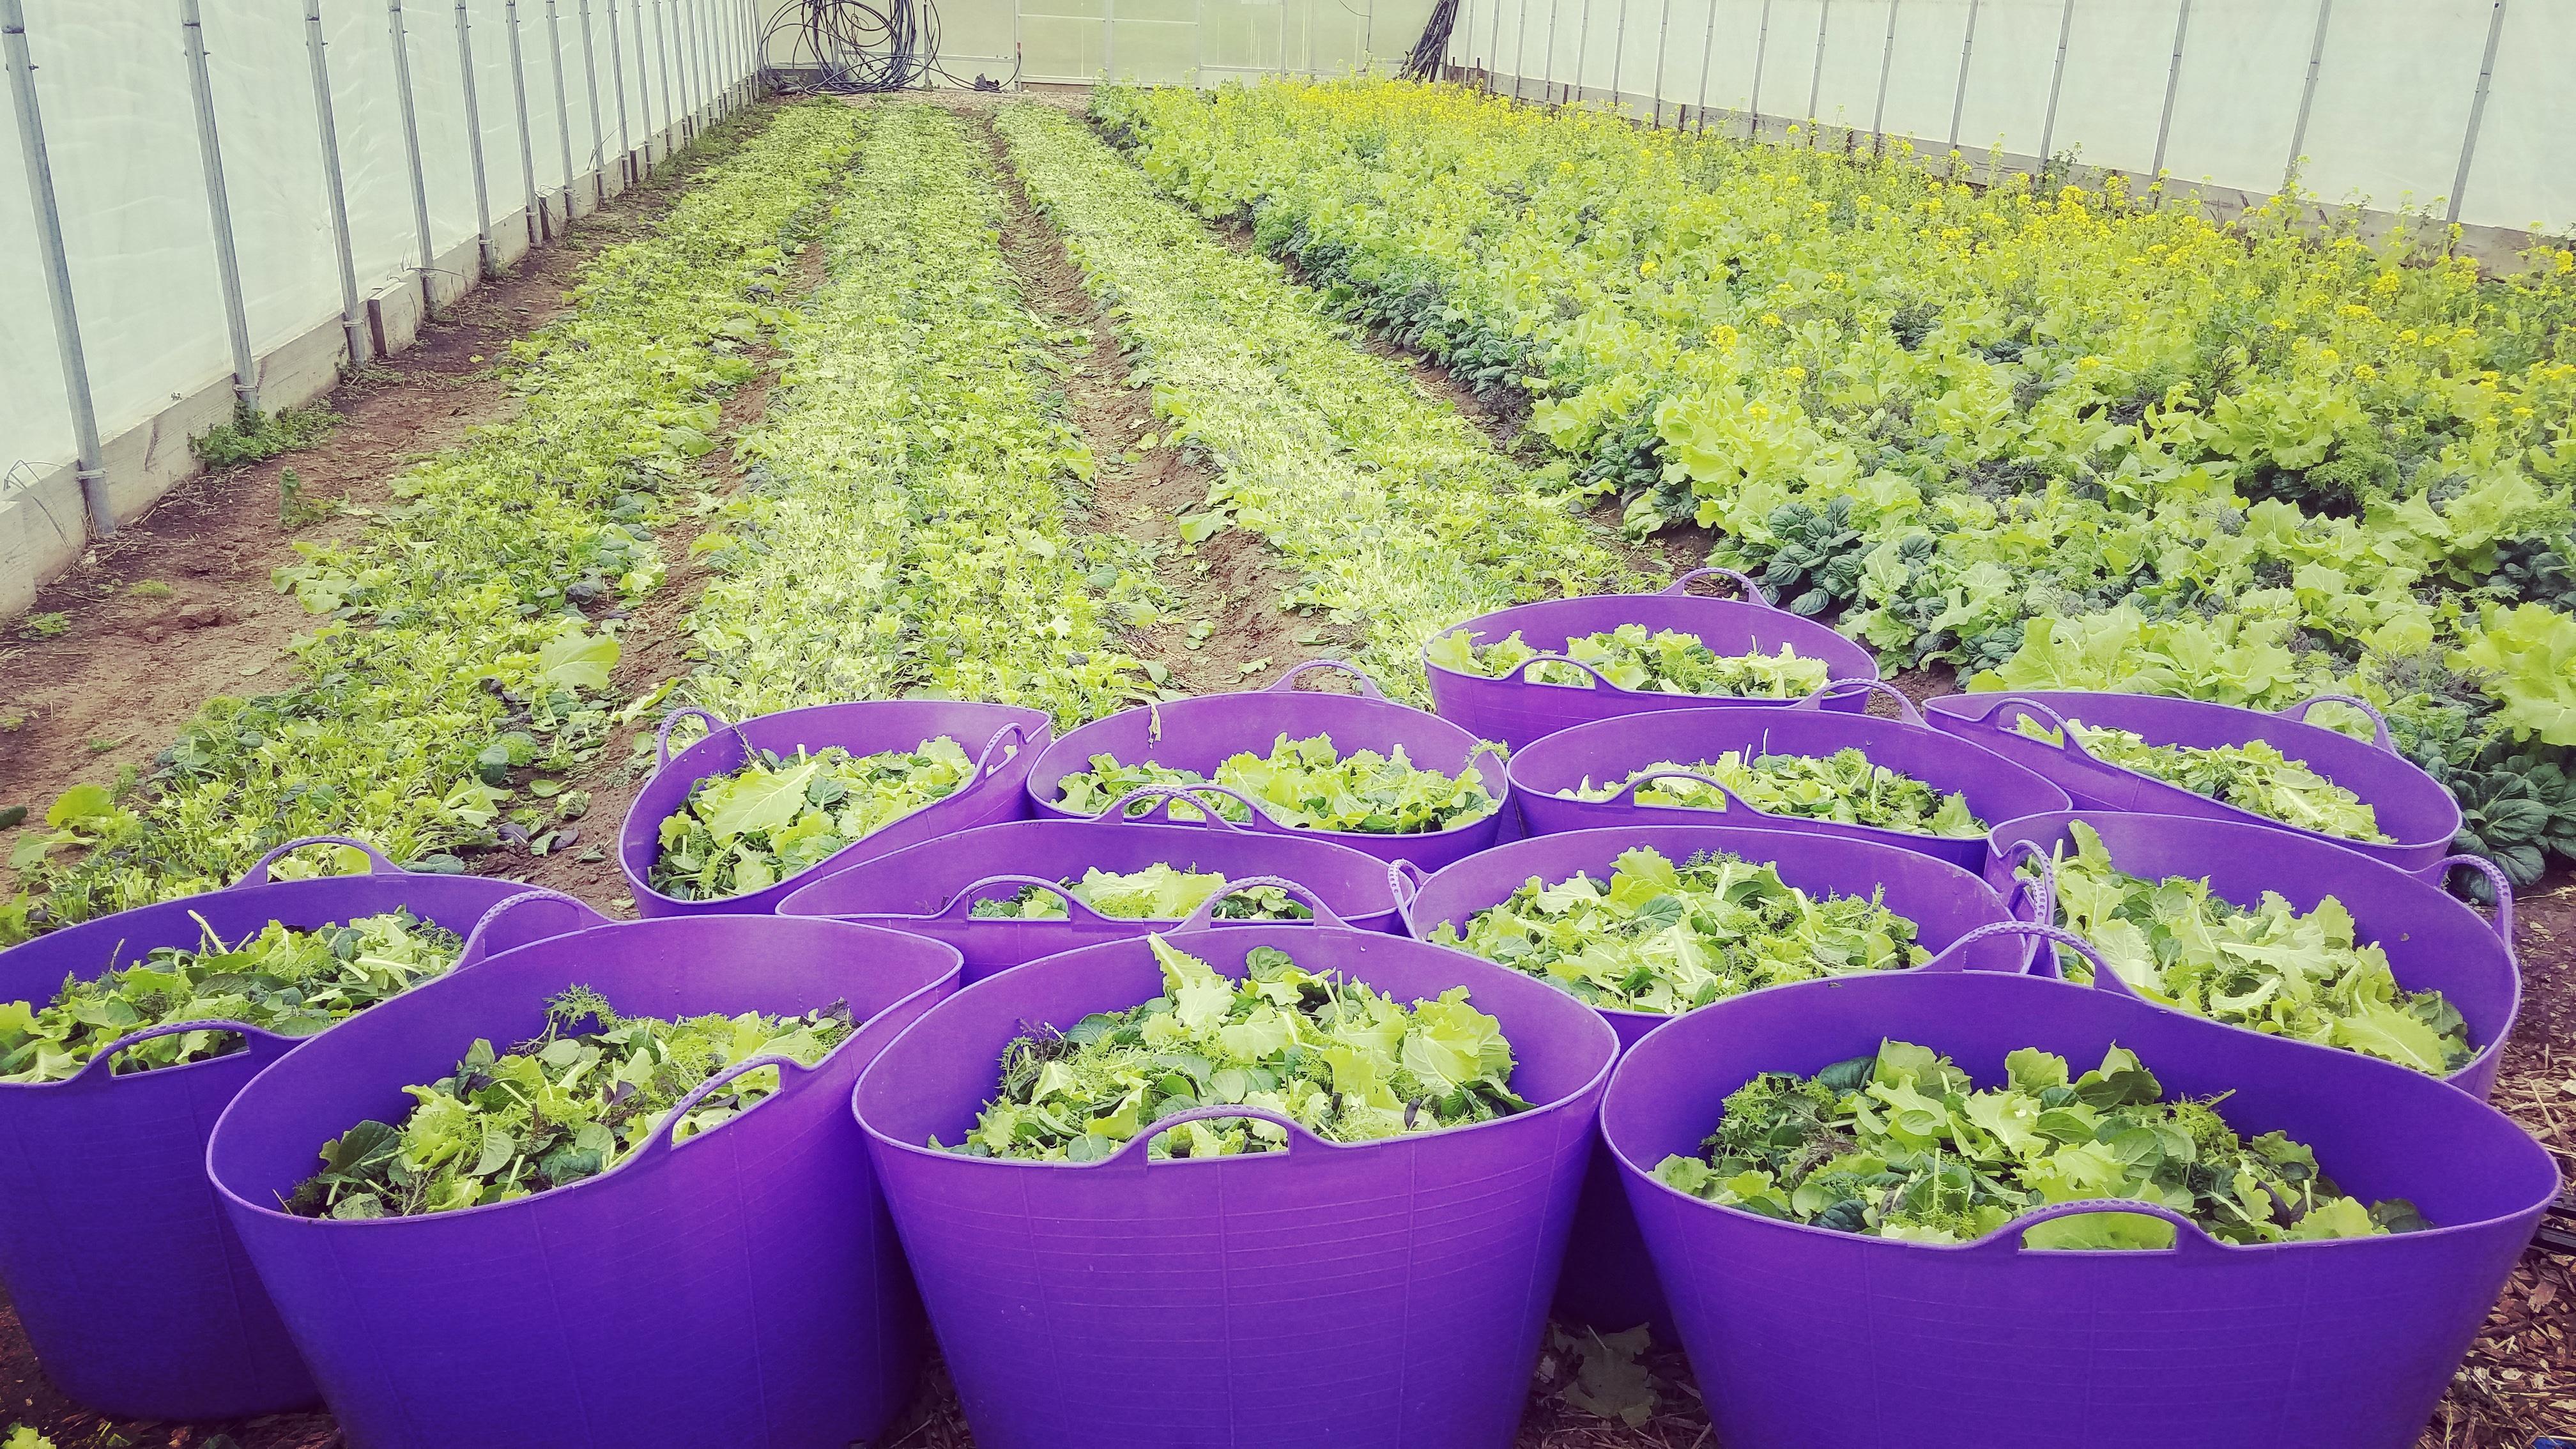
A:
[
  {"xmin": 1096, "ymin": 78, "xmax": 2576, "ymax": 883},
  {"xmin": 2, "ymin": 106, "xmax": 870, "ymax": 942}
]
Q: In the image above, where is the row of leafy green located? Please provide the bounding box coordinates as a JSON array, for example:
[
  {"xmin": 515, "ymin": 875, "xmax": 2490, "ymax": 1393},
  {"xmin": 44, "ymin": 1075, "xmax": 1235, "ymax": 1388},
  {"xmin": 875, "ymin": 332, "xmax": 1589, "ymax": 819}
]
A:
[
  {"xmin": 990, "ymin": 102, "xmax": 1643, "ymax": 700},
  {"xmin": 1567, "ymin": 747, "xmax": 1984, "ymax": 837},
  {"xmin": 1655, "ymin": 1039, "xmax": 2416, "ymax": 1247},
  {"xmin": 3, "ymin": 106, "xmax": 868, "ymax": 940},
  {"xmin": 969, "ymin": 864, "xmax": 1312, "ymax": 921},
  {"xmin": 1429, "ymin": 845, "xmax": 1924, "ymax": 1013},
  {"xmin": 2045, "ymin": 822, "xmax": 2471, "ymax": 1073},
  {"xmin": 2018, "ymin": 717, "xmax": 2389, "ymax": 843},
  {"xmin": 1096, "ymin": 79, "xmax": 2576, "ymax": 883},
  {"xmin": 670, "ymin": 103, "xmax": 1162, "ymax": 728},
  {"xmin": 290, "ymin": 987, "xmax": 852, "ymax": 1219},
  {"xmin": 1054, "ymin": 732, "xmax": 1498, "ymax": 835},
  {"xmin": 0, "ymin": 909, "xmax": 463, "ymax": 1083},
  {"xmin": 648, "ymin": 739, "xmax": 973, "ymax": 900},
  {"xmin": 942, "ymin": 935, "xmax": 1523, "ymax": 1161},
  {"xmin": 1427, "ymin": 624, "xmax": 1831, "ymax": 697}
]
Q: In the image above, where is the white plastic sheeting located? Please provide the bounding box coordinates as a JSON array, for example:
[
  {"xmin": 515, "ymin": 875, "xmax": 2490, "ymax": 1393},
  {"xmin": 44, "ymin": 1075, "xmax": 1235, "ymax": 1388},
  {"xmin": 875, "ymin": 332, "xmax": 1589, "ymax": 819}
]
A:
[
  {"xmin": 1453, "ymin": 0, "xmax": 2570, "ymax": 239},
  {"xmin": 1, "ymin": 0, "xmax": 758, "ymax": 516}
]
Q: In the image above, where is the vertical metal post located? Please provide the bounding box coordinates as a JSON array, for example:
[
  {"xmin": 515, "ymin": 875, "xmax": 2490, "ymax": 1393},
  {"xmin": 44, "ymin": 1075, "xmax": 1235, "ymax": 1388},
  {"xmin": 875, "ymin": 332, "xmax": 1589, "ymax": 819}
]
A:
[
  {"xmin": 1693, "ymin": 0, "xmax": 1713, "ymax": 130},
  {"xmin": 303, "ymin": 0, "xmax": 369, "ymax": 366},
  {"xmin": 1747, "ymin": 0, "xmax": 1773, "ymax": 139},
  {"xmin": 1804, "ymin": 0, "xmax": 1827, "ymax": 127},
  {"xmin": 2283, "ymin": 0, "xmax": 2331, "ymax": 187},
  {"xmin": 650, "ymin": 0, "xmax": 675, "ymax": 145},
  {"xmin": 1485, "ymin": 0, "xmax": 1502, "ymax": 90},
  {"xmin": 1510, "ymin": 0, "xmax": 1527, "ymax": 98},
  {"xmin": 2446, "ymin": 0, "xmax": 2507, "ymax": 227},
  {"xmin": 629, "ymin": 0, "xmax": 654, "ymax": 165},
  {"xmin": 545, "ymin": 0, "xmax": 579, "ymax": 203},
  {"xmin": 697, "ymin": 0, "xmax": 716, "ymax": 119},
  {"xmin": 1945, "ymin": 0, "xmax": 1976, "ymax": 154},
  {"xmin": 505, "ymin": 0, "xmax": 541, "ymax": 245},
  {"xmin": 1608, "ymin": 0, "xmax": 1625, "ymax": 110},
  {"xmin": 1570, "ymin": 0, "xmax": 1588, "ymax": 101},
  {"xmin": 179, "ymin": 0, "xmax": 259, "ymax": 412},
  {"xmin": 1541, "ymin": 0, "xmax": 1557, "ymax": 101},
  {"xmin": 1869, "ymin": 0, "xmax": 1897, "ymax": 150},
  {"xmin": 2149, "ymin": 0, "xmax": 2188, "ymax": 178},
  {"xmin": 3, "ymin": 0, "xmax": 113, "ymax": 538},
  {"xmin": 603, "ymin": 0, "xmax": 631, "ymax": 180},
  {"xmin": 2035, "ymin": 0, "xmax": 2074, "ymax": 167},
  {"xmin": 454, "ymin": 0, "xmax": 495, "ymax": 276},
  {"xmin": 388, "ymin": 0, "xmax": 439, "ymax": 293},
  {"xmin": 1648, "ymin": 0, "xmax": 1669, "ymax": 123}
]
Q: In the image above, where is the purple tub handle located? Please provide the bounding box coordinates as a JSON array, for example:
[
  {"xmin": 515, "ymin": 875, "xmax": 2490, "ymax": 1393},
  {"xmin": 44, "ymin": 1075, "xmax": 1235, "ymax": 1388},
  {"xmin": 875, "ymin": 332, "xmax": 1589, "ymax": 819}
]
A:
[
  {"xmin": 932, "ymin": 875, "xmax": 1116, "ymax": 924},
  {"xmin": 456, "ymin": 889, "xmax": 606, "ymax": 969},
  {"xmin": 2281, "ymin": 693, "xmax": 2397, "ymax": 754},
  {"xmin": 1791, "ymin": 678, "xmax": 1923, "ymax": 725},
  {"xmin": 1659, "ymin": 567, "xmax": 1774, "ymax": 606},
  {"xmin": 1386, "ymin": 860, "xmax": 1427, "ymax": 909},
  {"xmin": 1958, "ymin": 694, "xmax": 2097, "ymax": 761},
  {"xmin": 1604, "ymin": 767, "xmax": 1759, "ymax": 816},
  {"xmin": 63, "ymin": 1017, "xmax": 273, "ymax": 1088},
  {"xmin": 1499, "ymin": 653, "xmax": 1623, "ymax": 691},
  {"xmin": 1993, "ymin": 838, "xmax": 2058, "ymax": 928},
  {"xmin": 654, "ymin": 707, "xmax": 750, "ymax": 769},
  {"xmin": 1173, "ymin": 875, "xmax": 1348, "ymax": 931},
  {"xmin": 1972, "ymin": 1199, "xmax": 2237, "ymax": 1258},
  {"xmin": 1096, "ymin": 1103, "xmax": 1340, "ymax": 1169},
  {"xmin": 1920, "ymin": 920, "xmax": 2114, "ymax": 982},
  {"xmin": 642, "ymin": 1052, "xmax": 816, "ymax": 1157},
  {"xmin": 234, "ymin": 836, "xmax": 400, "ymax": 887},
  {"xmin": 1101, "ymin": 784, "xmax": 1268, "ymax": 831},
  {"xmin": 1265, "ymin": 659, "xmax": 1387, "ymax": 700},
  {"xmin": 2439, "ymin": 855, "xmax": 2516, "ymax": 952},
  {"xmin": 974, "ymin": 722, "xmax": 1034, "ymax": 779}
]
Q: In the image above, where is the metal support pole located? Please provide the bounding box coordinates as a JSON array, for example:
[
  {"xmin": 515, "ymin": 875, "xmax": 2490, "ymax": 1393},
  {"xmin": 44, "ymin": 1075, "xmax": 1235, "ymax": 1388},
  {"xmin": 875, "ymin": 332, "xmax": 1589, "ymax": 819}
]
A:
[
  {"xmin": 1608, "ymin": 0, "xmax": 1625, "ymax": 110},
  {"xmin": 1692, "ymin": 0, "xmax": 1712, "ymax": 130},
  {"xmin": 1648, "ymin": 0, "xmax": 1669, "ymax": 123},
  {"xmin": 1485, "ymin": 0, "xmax": 1501, "ymax": 90},
  {"xmin": 630, "ymin": 0, "xmax": 654, "ymax": 165},
  {"xmin": 692, "ymin": 0, "xmax": 712, "ymax": 123},
  {"xmin": 1805, "ymin": 0, "xmax": 1827, "ymax": 127},
  {"xmin": 2149, "ymin": 0, "xmax": 2188, "ymax": 178},
  {"xmin": 3, "ymin": 0, "xmax": 112, "ymax": 538},
  {"xmin": 1945, "ymin": 0, "xmax": 1977, "ymax": 155},
  {"xmin": 604, "ymin": 0, "xmax": 632, "ymax": 178},
  {"xmin": 2446, "ymin": 0, "xmax": 2506, "ymax": 227},
  {"xmin": 2036, "ymin": 0, "xmax": 2074, "ymax": 168},
  {"xmin": 303, "ymin": 0, "xmax": 369, "ymax": 366},
  {"xmin": 1870, "ymin": 0, "xmax": 1897, "ymax": 151},
  {"xmin": 545, "ymin": 0, "xmax": 579, "ymax": 203},
  {"xmin": 179, "ymin": 0, "xmax": 259, "ymax": 413},
  {"xmin": 454, "ymin": 0, "xmax": 495, "ymax": 276},
  {"xmin": 388, "ymin": 0, "xmax": 439, "ymax": 295},
  {"xmin": 1541, "ymin": 0, "xmax": 1556, "ymax": 101},
  {"xmin": 1571, "ymin": 0, "xmax": 1588, "ymax": 102},
  {"xmin": 1747, "ymin": 0, "xmax": 1773, "ymax": 139},
  {"xmin": 505, "ymin": 0, "xmax": 542, "ymax": 245},
  {"xmin": 2283, "ymin": 0, "xmax": 2331, "ymax": 187},
  {"xmin": 650, "ymin": 0, "xmax": 676, "ymax": 146}
]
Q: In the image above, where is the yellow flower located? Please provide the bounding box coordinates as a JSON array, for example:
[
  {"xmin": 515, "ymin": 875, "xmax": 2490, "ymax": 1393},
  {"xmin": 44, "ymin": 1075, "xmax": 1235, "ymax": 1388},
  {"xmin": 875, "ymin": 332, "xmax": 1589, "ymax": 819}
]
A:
[
  {"xmin": 2316, "ymin": 348, "xmax": 2338, "ymax": 364},
  {"xmin": 1761, "ymin": 312, "xmax": 1784, "ymax": 327},
  {"xmin": 1782, "ymin": 365, "xmax": 1807, "ymax": 381},
  {"xmin": 1708, "ymin": 323, "xmax": 1740, "ymax": 348},
  {"xmin": 2354, "ymin": 364, "xmax": 2378, "ymax": 381},
  {"xmin": 2399, "ymin": 328, "xmax": 2421, "ymax": 344},
  {"xmin": 1639, "ymin": 259, "xmax": 1660, "ymax": 276},
  {"xmin": 2077, "ymin": 356, "xmax": 2101, "ymax": 370}
]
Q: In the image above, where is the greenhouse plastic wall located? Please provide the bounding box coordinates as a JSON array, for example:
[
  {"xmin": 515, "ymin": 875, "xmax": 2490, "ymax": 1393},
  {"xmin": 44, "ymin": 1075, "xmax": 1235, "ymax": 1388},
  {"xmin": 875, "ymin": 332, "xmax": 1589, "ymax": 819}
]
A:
[
  {"xmin": 1446, "ymin": 0, "xmax": 2571, "ymax": 252},
  {"xmin": 1, "ymin": 0, "xmax": 763, "ymax": 619}
]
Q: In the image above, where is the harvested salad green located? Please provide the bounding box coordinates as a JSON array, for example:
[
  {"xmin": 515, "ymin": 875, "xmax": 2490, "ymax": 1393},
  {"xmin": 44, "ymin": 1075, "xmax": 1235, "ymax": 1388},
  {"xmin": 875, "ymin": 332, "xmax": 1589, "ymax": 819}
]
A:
[
  {"xmin": 2018, "ymin": 717, "xmax": 2390, "ymax": 843},
  {"xmin": 1427, "ymin": 625, "xmax": 1830, "ymax": 698},
  {"xmin": 288, "ymin": 987, "xmax": 853, "ymax": 1219},
  {"xmin": 942, "ymin": 935, "xmax": 1526, "ymax": 1161},
  {"xmin": 0, "ymin": 910, "xmax": 463, "ymax": 1084},
  {"xmin": 1054, "ymin": 733, "xmax": 1498, "ymax": 835},
  {"xmin": 968, "ymin": 864, "xmax": 1313, "ymax": 921},
  {"xmin": 1569, "ymin": 747, "xmax": 1982, "ymax": 837},
  {"xmin": 1655, "ymin": 1038, "xmax": 2422, "ymax": 1248},
  {"xmin": 1430, "ymin": 846, "xmax": 1926, "ymax": 1013},
  {"xmin": 2045, "ymin": 822, "xmax": 2469, "ymax": 1073},
  {"xmin": 652, "ymin": 737, "xmax": 975, "ymax": 899}
]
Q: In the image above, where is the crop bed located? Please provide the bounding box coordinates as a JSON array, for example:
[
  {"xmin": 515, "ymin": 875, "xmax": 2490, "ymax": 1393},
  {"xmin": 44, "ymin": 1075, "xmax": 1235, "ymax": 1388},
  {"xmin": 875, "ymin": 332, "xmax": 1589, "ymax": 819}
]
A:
[{"xmin": 0, "ymin": 82, "xmax": 2568, "ymax": 1449}]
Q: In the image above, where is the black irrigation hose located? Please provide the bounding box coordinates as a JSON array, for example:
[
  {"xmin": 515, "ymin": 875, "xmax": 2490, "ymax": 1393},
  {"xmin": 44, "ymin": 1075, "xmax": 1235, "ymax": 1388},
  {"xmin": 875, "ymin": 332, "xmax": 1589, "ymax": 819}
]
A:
[
  {"xmin": 758, "ymin": 0, "xmax": 1020, "ymax": 94},
  {"xmin": 1399, "ymin": 0, "xmax": 1460, "ymax": 81}
]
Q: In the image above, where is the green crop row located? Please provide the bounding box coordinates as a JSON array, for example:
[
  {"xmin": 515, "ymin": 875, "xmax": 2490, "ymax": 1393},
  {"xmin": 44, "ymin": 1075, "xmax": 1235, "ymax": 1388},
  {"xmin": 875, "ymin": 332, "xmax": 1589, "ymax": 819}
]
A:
[
  {"xmin": 672, "ymin": 103, "xmax": 1160, "ymax": 727},
  {"xmin": 1096, "ymin": 79, "xmax": 2576, "ymax": 882},
  {"xmin": 2, "ymin": 105, "xmax": 868, "ymax": 941},
  {"xmin": 993, "ymin": 102, "xmax": 1641, "ymax": 701}
]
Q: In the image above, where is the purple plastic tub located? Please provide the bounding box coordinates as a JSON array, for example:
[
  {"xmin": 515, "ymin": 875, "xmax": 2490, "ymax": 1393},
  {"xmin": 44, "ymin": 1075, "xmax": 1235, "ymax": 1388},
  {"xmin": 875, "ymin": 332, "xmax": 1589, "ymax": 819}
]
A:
[
  {"xmin": 208, "ymin": 914, "xmax": 960, "ymax": 1449},
  {"xmin": 0, "ymin": 838, "xmax": 602, "ymax": 1419},
  {"xmin": 1925, "ymin": 690, "xmax": 2461, "ymax": 878},
  {"xmin": 1988, "ymin": 809, "xmax": 2521, "ymax": 1099},
  {"xmin": 1024, "ymin": 659, "xmax": 1511, "ymax": 870},
  {"xmin": 1603, "ymin": 933, "xmax": 2557, "ymax": 1449},
  {"xmin": 620, "ymin": 700, "xmax": 1052, "ymax": 918},
  {"xmin": 1508, "ymin": 682, "xmax": 2071, "ymax": 871},
  {"xmin": 1403, "ymin": 822, "xmax": 2029, "ymax": 1333},
  {"xmin": 853, "ymin": 899, "xmax": 1620, "ymax": 1449},
  {"xmin": 776, "ymin": 786, "xmax": 1409, "ymax": 983},
  {"xmin": 1425, "ymin": 569, "xmax": 1882, "ymax": 749}
]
